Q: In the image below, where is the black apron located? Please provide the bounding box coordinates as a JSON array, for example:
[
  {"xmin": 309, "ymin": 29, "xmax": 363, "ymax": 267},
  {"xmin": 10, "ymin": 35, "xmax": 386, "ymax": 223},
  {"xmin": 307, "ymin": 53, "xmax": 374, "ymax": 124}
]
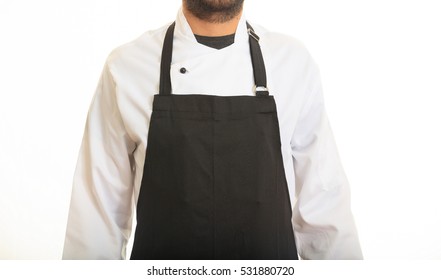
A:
[{"xmin": 130, "ymin": 22, "xmax": 298, "ymax": 260}]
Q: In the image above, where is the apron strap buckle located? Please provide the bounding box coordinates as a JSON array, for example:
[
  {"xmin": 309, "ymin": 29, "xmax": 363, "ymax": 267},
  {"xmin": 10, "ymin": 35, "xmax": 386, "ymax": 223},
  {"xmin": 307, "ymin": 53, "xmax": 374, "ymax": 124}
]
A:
[
  {"xmin": 254, "ymin": 85, "xmax": 269, "ymax": 96},
  {"xmin": 247, "ymin": 28, "xmax": 260, "ymax": 42}
]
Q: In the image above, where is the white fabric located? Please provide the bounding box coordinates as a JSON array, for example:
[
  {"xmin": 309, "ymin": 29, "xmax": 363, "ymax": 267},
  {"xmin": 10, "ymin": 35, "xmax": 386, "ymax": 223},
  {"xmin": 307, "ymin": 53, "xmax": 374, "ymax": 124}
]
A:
[{"xmin": 63, "ymin": 8, "xmax": 363, "ymax": 260}]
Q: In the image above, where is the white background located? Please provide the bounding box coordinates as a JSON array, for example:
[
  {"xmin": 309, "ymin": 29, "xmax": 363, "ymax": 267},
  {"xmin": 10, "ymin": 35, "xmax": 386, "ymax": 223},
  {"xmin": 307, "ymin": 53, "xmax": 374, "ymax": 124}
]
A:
[{"xmin": 0, "ymin": 0, "xmax": 440, "ymax": 259}]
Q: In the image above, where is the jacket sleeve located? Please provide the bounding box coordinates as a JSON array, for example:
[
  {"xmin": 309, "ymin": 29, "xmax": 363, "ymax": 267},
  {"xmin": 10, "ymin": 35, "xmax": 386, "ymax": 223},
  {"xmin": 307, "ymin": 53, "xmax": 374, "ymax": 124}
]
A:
[
  {"xmin": 63, "ymin": 61, "xmax": 136, "ymax": 259},
  {"xmin": 290, "ymin": 64, "xmax": 363, "ymax": 259}
]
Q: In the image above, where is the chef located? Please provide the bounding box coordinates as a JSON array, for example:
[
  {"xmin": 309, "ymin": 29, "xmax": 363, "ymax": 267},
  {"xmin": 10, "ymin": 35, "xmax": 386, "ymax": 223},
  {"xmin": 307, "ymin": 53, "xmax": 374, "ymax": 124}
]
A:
[{"xmin": 63, "ymin": 0, "xmax": 363, "ymax": 260}]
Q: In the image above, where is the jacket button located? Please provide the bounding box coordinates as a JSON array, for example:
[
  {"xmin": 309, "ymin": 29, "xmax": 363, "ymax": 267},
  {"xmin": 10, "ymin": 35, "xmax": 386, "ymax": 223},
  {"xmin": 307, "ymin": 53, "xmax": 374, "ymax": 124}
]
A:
[{"xmin": 180, "ymin": 67, "xmax": 187, "ymax": 74}]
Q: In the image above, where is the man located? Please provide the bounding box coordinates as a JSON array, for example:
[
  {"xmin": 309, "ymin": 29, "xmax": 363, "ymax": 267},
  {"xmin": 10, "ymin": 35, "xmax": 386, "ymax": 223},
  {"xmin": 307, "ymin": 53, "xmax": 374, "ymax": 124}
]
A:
[{"xmin": 63, "ymin": 0, "xmax": 363, "ymax": 259}]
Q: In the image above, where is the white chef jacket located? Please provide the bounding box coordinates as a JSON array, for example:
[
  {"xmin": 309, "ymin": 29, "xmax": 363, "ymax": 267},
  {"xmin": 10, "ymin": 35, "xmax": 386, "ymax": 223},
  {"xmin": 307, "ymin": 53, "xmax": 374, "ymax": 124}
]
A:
[{"xmin": 63, "ymin": 8, "xmax": 363, "ymax": 260}]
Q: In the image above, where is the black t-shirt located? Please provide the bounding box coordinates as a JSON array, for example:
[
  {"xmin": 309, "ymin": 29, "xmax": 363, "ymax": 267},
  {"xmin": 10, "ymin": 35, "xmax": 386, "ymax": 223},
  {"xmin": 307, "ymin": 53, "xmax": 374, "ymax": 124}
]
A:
[{"xmin": 194, "ymin": 33, "xmax": 235, "ymax": 49}]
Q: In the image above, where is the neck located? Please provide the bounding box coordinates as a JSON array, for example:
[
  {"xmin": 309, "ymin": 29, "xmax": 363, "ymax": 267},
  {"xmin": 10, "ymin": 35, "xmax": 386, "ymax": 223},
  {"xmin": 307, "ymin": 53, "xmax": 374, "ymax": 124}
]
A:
[{"xmin": 182, "ymin": 6, "xmax": 242, "ymax": 36}]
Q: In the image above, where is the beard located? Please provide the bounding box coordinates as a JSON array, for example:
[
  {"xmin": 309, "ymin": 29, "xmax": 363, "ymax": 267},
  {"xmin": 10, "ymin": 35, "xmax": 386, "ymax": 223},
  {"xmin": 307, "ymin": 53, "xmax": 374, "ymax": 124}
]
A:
[{"xmin": 183, "ymin": 0, "xmax": 245, "ymax": 23}]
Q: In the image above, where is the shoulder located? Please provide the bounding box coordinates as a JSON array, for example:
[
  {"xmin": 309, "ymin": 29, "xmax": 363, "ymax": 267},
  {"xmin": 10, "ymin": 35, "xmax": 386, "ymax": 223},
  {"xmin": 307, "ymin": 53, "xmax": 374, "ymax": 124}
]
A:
[
  {"xmin": 248, "ymin": 22, "xmax": 319, "ymax": 79},
  {"xmin": 249, "ymin": 22, "xmax": 319, "ymax": 80},
  {"xmin": 105, "ymin": 23, "xmax": 172, "ymax": 69},
  {"xmin": 251, "ymin": 23, "xmax": 312, "ymax": 59}
]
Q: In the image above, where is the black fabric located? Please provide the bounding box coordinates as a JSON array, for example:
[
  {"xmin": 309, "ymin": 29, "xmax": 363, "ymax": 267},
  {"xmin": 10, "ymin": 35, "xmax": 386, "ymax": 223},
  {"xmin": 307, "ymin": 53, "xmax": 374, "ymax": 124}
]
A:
[
  {"xmin": 130, "ymin": 22, "xmax": 298, "ymax": 260},
  {"xmin": 194, "ymin": 33, "xmax": 235, "ymax": 49}
]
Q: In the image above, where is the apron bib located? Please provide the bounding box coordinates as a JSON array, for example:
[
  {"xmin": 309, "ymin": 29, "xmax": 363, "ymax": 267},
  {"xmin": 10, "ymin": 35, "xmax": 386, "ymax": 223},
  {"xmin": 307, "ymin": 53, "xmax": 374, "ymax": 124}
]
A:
[{"xmin": 130, "ymin": 23, "xmax": 298, "ymax": 260}]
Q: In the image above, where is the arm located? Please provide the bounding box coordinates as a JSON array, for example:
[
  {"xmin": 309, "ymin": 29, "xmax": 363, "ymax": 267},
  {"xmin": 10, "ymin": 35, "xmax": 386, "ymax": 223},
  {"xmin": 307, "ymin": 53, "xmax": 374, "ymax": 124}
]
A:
[
  {"xmin": 63, "ymin": 61, "xmax": 136, "ymax": 259},
  {"xmin": 291, "ymin": 65, "xmax": 363, "ymax": 259}
]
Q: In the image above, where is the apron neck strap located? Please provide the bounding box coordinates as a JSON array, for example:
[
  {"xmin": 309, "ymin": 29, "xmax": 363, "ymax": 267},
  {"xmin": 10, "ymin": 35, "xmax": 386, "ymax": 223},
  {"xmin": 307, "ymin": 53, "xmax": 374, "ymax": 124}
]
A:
[
  {"xmin": 159, "ymin": 21, "xmax": 269, "ymax": 96},
  {"xmin": 159, "ymin": 22, "xmax": 175, "ymax": 97},
  {"xmin": 246, "ymin": 22, "xmax": 269, "ymax": 96}
]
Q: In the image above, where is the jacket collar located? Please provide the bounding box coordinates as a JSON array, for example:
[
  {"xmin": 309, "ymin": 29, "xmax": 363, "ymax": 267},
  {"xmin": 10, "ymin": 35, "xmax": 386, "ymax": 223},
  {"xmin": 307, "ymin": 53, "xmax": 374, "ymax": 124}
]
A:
[{"xmin": 174, "ymin": 7, "xmax": 249, "ymax": 46}]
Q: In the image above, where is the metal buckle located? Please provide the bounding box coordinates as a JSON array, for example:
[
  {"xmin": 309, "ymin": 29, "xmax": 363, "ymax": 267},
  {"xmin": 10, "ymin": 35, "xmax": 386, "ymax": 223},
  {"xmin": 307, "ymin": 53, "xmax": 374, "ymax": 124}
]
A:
[
  {"xmin": 247, "ymin": 28, "xmax": 260, "ymax": 42},
  {"xmin": 253, "ymin": 85, "xmax": 268, "ymax": 93}
]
